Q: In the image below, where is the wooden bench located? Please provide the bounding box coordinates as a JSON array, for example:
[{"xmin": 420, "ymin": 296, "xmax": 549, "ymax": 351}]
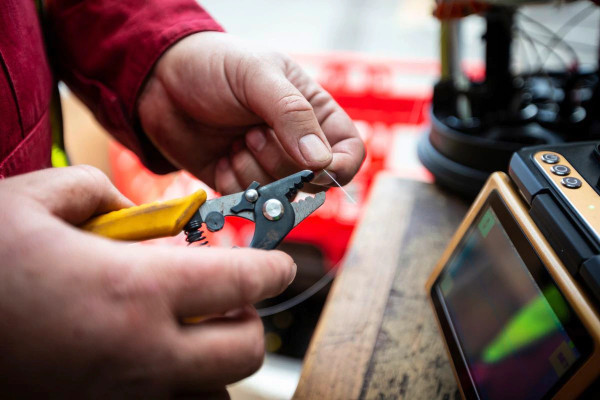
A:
[{"xmin": 294, "ymin": 174, "xmax": 468, "ymax": 399}]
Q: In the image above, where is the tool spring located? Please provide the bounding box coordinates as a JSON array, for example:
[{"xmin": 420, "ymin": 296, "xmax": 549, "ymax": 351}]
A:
[{"xmin": 184, "ymin": 220, "xmax": 209, "ymax": 246}]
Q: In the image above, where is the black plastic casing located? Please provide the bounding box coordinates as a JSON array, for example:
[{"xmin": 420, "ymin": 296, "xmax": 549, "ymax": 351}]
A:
[{"xmin": 508, "ymin": 142, "xmax": 600, "ymax": 307}]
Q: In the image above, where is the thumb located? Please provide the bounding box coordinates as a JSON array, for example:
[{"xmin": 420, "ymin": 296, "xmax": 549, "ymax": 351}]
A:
[
  {"xmin": 243, "ymin": 63, "xmax": 332, "ymax": 170},
  {"xmin": 5, "ymin": 165, "xmax": 134, "ymax": 225}
]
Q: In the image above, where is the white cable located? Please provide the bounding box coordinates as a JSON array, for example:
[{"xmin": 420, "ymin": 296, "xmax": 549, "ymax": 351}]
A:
[{"xmin": 322, "ymin": 169, "xmax": 356, "ymax": 204}]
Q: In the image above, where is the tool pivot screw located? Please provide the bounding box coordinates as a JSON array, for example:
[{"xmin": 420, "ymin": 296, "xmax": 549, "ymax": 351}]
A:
[
  {"xmin": 263, "ymin": 199, "xmax": 284, "ymax": 221},
  {"xmin": 245, "ymin": 189, "xmax": 259, "ymax": 203}
]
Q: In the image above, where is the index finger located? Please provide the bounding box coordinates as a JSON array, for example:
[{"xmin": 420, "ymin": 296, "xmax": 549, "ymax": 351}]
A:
[
  {"xmin": 132, "ymin": 246, "xmax": 296, "ymax": 318},
  {"xmin": 289, "ymin": 68, "xmax": 365, "ymax": 186}
]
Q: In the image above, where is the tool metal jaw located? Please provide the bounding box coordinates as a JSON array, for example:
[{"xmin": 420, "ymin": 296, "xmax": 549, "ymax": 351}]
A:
[
  {"xmin": 81, "ymin": 170, "xmax": 325, "ymax": 248},
  {"xmin": 185, "ymin": 170, "xmax": 326, "ymax": 249}
]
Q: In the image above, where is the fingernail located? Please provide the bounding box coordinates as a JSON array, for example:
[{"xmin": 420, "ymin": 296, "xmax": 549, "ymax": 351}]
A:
[
  {"xmin": 288, "ymin": 263, "xmax": 297, "ymax": 285},
  {"xmin": 312, "ymin": 170, "xmax": 337, "ymax": 186},
  {"xmin": 299, "ymin": 134, "xmax": 331, "ymax": 164},
  {"xmin": 246, "ymin": 129, "xmax": 267, "ymax": 152},
  {"xmin": 217, "ymin": 157, "xmax": 229, "ymax": 171}
]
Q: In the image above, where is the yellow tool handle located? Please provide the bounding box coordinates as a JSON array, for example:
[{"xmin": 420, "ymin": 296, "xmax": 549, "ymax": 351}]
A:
[{"xmin": 80, "ymin": 190, "xmax": 207, "ymax": 241}]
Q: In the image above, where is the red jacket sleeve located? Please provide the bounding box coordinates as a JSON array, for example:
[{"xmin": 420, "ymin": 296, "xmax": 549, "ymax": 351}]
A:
[{"xmin": 46, "ymin": 0, "xmax": 223, "ymax": 173}]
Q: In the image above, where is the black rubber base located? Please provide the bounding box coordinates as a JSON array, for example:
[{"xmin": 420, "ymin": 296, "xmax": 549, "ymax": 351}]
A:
[
  {"xmin": 419, "ymin": 107, "xmax": 565, "ymax": 198},
  {"xmin": 417, "ymin": 132, "xmax": 489, "ymax": 198}
]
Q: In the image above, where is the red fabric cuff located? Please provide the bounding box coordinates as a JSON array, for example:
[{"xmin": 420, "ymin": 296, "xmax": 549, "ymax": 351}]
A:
[{"xmin": 47, "ymin": 0, "xmax": 223, "ymax": 173}]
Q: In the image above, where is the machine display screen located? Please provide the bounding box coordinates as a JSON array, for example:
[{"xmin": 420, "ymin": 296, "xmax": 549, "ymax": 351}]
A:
[{"xmin": 434, "ymin": 192, "xmax": 591, "ymax": 400}]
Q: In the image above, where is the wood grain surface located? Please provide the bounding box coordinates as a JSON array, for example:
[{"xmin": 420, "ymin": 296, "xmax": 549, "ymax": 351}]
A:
[{"xmin": 294, "ymin": 175, "xmax": 468, "ymax": 400}]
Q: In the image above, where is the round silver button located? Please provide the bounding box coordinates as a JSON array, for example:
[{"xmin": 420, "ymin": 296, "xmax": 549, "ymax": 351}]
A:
[
  {"xmin": 245, "ymin": 189, "xmax": 259, "ymax": 203},
  {"xmin": 561, "ymin": 177, "xmax": 582, "ymax": 189},
  {"xmin": 541, "ymin": 153, "xmax": 560, "ymax": 164},
  {"xmin": 550, "ymin": 165, "xmax": 571, "ymax": 176},
  {"xmin": 262, "ymin": 199, "xmax": 284, "ymax": 221}
]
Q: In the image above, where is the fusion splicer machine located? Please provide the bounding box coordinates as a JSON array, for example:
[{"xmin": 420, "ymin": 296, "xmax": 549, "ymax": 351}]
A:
[{"xmin": 427, "ymin": 142, "xmax": 600, "ymax": 400}]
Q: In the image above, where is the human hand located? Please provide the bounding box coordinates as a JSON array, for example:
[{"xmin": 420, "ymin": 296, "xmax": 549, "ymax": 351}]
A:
[
  {"xmin": 0, "ymin": 166, "xmax": 295, "ymax": 398},
  {"xmin": 138, "ymin": 32, "xmax": 365, "ymax": 194}
]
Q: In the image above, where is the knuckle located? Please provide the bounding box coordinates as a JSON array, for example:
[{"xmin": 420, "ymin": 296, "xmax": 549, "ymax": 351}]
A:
[
  {"xmin": 103, "ymin": 264, "xmax": 154, "ymax": 304},
  {"xmin": 71, "ymin": 164, "xmax": 112, "ymax": 192},
  {"xmin": 236, "ymin": 260, "xmax": 264, "ymax": 304},
  {"xmin": 240, "ymin": 53, "xmax": 264, "ymax": 74},
  {"xmin": 277, "ymin": 51, "xmax": 293, "ymax": 64},
  {"xmin": 103, "ymin": 268, "xmax": 138, "ymax": 303},
  {"xmin": 277, "ymin": 94, "xmax": 314, "ymax": 120},
  {"xmin": 72, "ymin": 164, "xmax": 106, "ymax": 183},
  {"xmin": 264, "ymin": 50, "xmax": 290, "ymax": 66}
]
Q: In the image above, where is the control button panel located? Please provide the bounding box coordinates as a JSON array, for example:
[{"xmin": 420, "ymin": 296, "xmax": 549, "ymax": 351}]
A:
[
  {"xmin": 551, "ymin": 165, "xmax": 571, "ymax": 176},
  {"xmin": 561, "ymin": 177, "xmax": 582, "ymax": 189},
  {"xmin": 541, "ymin": 153, "xmax": 560, "ymax": 164},
  {"xmin": 534, "ymin": 151, "xmax": 600, "ymax": 243}
]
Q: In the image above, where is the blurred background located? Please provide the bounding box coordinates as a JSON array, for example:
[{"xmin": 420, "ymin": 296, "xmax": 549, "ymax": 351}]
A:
[{"xmin": 61, "ymin": 1, "xmax": 599, "ymax": 398}]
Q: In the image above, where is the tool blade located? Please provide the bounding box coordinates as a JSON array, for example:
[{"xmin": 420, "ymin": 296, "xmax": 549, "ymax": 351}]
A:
[
  {"xmin": 291, "ymin": 192, "xmax": 326, "ymax": 227},
  {"xmin": 199, "ymin": 192, "xmax": 254, "ymax": 222},
  {"xmin": 259, "ymin": 170, "xmax": 315, "ymax": 200}
]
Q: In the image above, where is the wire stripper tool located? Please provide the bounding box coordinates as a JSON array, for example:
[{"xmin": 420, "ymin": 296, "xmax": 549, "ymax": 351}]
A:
[{"xmin": 81, "ymin": 170, "xmax": 325, "ymax": 250}]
